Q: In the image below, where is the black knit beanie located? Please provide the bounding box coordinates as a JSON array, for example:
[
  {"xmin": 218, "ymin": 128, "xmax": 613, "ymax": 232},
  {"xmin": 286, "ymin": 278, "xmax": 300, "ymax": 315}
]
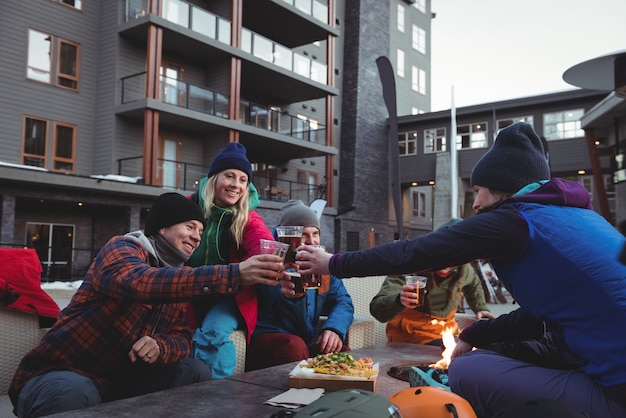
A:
[
  {"xmin": 279, "ymin": 200, "xmax": 320, "ymax": 230},
  {"xmin": 470, "ymin": 122, "xmax": 550, "ymax": 193},
  {"xmin": 145, "ymin": 193, "xmax": 206, "ymax": 237},
  {"xmin": 207, "ymin": 142, "xmax": 252, "ymax": 180}
]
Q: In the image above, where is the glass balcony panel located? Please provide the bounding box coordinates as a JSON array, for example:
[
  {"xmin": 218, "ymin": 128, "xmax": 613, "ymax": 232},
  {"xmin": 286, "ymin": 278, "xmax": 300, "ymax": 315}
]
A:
[
  {"xmin": 253, "ymin": 35, "xmax": 274, "ymax": 62},
  {"xmin": 241, "ymin": 29, "xmax": 253, "ymax": 54},
  {"xmin": 192, "ymin": 8, "xmax": 216, "ymax": 39},
  {"xmin": 188, "ymin": 85, "xmax": 215, "ymax": 114},
  {"xmin": 215, "ymin": 92, "xmax": 229, "ymax": 118},
  {"xmin": 126, "ymin": 0, "xmax": 149, "ymax": 20},
  {"xmin": 163, "ymin": 0, "xmax": 189, "ymax": 27},
  {"xmin": 312, "ymin": 0, "xmax": 328, "ymax": 23},
  {"xmin": 240, "ymin": 100, "xmax": 251, "ymax": 124},
  {"xmin": 295, "ymin": 0, "xmax": 311, "ymax": 15},
  {"xmin": 273, "ymin": 43, "xmax": 292, "ymax": 70},
  {"xmin": 310, "ymin": 61, "xmax": 326, "ymax": 83},
  {"xmin": 217, "ymin": 18, "xmax": 231, "ymax": 44},
  {"xmin": 293, "ymin": 53, "xmax": 310, "ymax": 78}
]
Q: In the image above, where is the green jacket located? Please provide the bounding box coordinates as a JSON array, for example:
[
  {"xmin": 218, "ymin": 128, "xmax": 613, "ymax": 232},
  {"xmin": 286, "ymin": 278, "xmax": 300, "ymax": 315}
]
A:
[{"xmin": 369, "ymin": 264, "xmax": 489, "ymax": 323}]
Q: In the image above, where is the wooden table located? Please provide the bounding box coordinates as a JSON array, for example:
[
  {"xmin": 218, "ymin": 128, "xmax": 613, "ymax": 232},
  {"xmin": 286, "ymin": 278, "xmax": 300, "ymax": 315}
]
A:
[{"xmin": 47, "ymin": 343, "xmax": 442, "ymax": 417}]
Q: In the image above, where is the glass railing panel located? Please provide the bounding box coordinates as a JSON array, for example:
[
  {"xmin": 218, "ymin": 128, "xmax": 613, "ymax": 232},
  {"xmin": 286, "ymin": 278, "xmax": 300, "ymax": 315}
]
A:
[
  {"xmin": 294, "ymin": 0, "xmax": 311, "ymax": 15},
  {"xmin": 241, "ymin": 28, "xmax": 253, "ymax": 54},
  {"xmin": 163, "ymin": 0, "xmax": 190, "ymax": 27},
  {"xmin": 188, "ymin": 85, "xmax": 215, "ymax": 114},
  {"xmin": 293, "ymin": 53, "xmax": 310, "ymax": 78},
  {"xmin": 312, "ymin": 0, "xmax": 328, "ymax": 24},
  {"xmin": 273, "ymin": 43, "xmax": 292, "ymax": 70},
  {"xmin": 217, "ymin": 18, "xmax": 231, "ymax": 44},
  {"xmin": 310, "ymin": 61, "xmax": 326, "ymax": 83},
  {"xmin": 125, "ymin": 0, "xmax": 149, "ymax": 21},
  {"xmin": 253, "ymin": 35, "xmax": 274, "ymax": 62},
  {"xmin": 121, "ymin": 73, "xmax": 146, "ymax": 103},
  {"xmin": 215, "ymin": 92, "xmax": 229, "ymax": 118},
  {"xmin": 240, "ymin": 100, "xmax": 251, "ymax": 124},
  {"xmin": 192, "ymin": 8, "xmax": 216, "ymax": 39}
]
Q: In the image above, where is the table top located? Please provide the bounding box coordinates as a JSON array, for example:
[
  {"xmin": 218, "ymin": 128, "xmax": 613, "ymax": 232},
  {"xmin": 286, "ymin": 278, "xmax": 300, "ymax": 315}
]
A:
[{"xmin": 47, "ymin": 343, "xmax": 442, "ymax": 417}]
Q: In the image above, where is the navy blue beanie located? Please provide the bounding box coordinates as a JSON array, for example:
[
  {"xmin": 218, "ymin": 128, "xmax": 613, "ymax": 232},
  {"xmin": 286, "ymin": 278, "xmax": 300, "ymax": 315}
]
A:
[
  {"xmin": 470, "ymin": 122, "xmax": 550, "ymax": 193},
  {"xmin": 207, "ymin": 142, "xmax": 252, "ymax": 180},
  {"xmin": 145, "ymin": 193, "xmax": 205, "ymax": 237}
]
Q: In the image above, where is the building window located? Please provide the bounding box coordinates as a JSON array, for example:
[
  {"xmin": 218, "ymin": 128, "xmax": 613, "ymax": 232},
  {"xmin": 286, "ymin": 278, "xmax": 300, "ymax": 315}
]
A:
[
  {"xmin": 397, "ymin": 4, "xmax": 405, "ymax": 32},
  {"xmin": 55, "ymin": 0, "xmax": 82, "ymax": 10},
  {"xmin": 27, "ymin": 29, "xmax": 80, "ymax": 91},
  {"xmin": 396, "ymin": 49, "xmax": 405, "ymax": 78},
  {"xmin": 456, "ymin": 122, "xmax": 488, "ymax": 150},
  {"xmin": 412, "ymin": 191, "xmax": 426, "ymax": 218},
  {"xmin": 22, "ymin": 116, "xmax": 76, "ymax": 172},
  {"xmin": 399, "ymin": 131, "xmax": 417, "ymax": 156},
  {"xmin": 23, "ymin": 117, "xmax": 48, "ymax": 168},
  {"xmin": 413, "ymin": 0, "xmax": 426, "ymax": 13},
  {"xmin": 411, "ymin": 66, "xmax": 426, "ymax": 94},
  {"xmin": 26, "ymin": 222, "xmax": 75, "ymax": 275},
  {"xmin": 52, "ymin": 122, "xmax": 76, "ymax": 172},
  {"xmin": 424, "ymin": 127, "xmax": 446, "ymax": 153},
  {"xmin": 411, "ymin": 24, "xmax": 426, "ymax": 54},
  {"xmin": 497, "ymin": 116, "xmax": 534, "ymax": 135},
  {"xmin": 543, "ymin": 109, "xmax": 584, "ymax": 140}
]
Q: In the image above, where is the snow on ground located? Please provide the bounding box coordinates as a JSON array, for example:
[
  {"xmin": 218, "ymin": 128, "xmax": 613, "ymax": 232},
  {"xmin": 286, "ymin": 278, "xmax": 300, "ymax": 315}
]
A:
[{"xmin": 41, "ymin": 280, "xmax": 83, "ymax": 290}]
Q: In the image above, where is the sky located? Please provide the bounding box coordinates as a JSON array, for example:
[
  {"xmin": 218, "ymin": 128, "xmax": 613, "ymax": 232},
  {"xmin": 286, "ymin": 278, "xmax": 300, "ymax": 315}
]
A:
[{"xmin": 429, "ymin": 0, "xmax": 626, "ymax": 111}]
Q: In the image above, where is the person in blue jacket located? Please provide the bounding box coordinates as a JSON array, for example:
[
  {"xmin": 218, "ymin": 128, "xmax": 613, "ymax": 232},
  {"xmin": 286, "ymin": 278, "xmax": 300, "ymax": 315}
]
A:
[
  {"xmin": 246, "ymin": 200, "xmax": 354, "ymax": 371},
  {"xmin": 295, "ymin": 122, "xmax": 626, "ymax": 418}
]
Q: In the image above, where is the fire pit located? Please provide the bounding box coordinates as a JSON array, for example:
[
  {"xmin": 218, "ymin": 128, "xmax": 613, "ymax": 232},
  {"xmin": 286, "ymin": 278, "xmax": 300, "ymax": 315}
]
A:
[{"xmin": 386, "ymin": 327, "xmax": 455, "ymax": 390}]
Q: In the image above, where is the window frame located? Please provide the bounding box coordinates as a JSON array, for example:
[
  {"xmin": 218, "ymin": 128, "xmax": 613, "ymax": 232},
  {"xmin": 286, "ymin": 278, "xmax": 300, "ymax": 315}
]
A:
[
  {"xmin": 51, "ymin": 121, "xmax": 77, "ymax": 173},
  {"xmin": 398, "ymin": 131, "xmax": 418, "ymax": 156},
  {"xmin": 543, "ymin": 109, "xmax": 584, "ymax": 141},
  {"xmin": 424, "ymin": 127, "xmax": 446, "ymax": 154},
  {"xmin": 27, "ymin": 29, "xmax": 81, "ymax": 91},
  {"xmin": 22, "ymin": 116, "xmax": 48, "ymax": 168},
  {"xmin": 456, "ymin": 122, "xmax": 488, "ymax": 150},
  {"xmin": 412, "ymin": 190, "xmax": 426, "ymax": 218}
]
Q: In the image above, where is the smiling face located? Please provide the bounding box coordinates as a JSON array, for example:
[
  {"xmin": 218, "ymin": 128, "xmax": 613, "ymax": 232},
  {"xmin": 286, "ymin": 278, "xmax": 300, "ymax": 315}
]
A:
[
  {"xmin": 213, "ymin": 169, "xmax": 249, "ymax": 208},
  {"xmin": 160, "ymin": 220, "xmax": 204, "ymax": 255}
]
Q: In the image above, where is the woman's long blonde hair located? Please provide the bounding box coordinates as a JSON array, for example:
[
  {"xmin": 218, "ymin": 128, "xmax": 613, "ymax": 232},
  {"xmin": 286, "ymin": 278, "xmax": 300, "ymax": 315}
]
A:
[{"xmin": 201, "ymin": 174, "xmax": 250, "ymax": 248}]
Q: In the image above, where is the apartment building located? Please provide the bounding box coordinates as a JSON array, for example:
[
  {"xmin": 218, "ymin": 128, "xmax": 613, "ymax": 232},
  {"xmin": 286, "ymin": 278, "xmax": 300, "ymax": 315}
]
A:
[
  {"xmin": 395, "ymin": 89, "xmax": 615, "ymax": 232},
  {"xmin": 0, "ymin": 0, "xmax": 435, "ymax": 278}
]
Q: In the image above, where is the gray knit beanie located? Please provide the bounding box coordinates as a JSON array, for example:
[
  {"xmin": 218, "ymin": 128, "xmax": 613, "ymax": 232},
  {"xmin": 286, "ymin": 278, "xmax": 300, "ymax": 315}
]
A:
[
  {"xmin": 470, "ymin": 122, "xmax": 550, "ymax": 193},
  {"xmin": 279, "ymin": 200, "xmax": 320, "ymax": 230}
]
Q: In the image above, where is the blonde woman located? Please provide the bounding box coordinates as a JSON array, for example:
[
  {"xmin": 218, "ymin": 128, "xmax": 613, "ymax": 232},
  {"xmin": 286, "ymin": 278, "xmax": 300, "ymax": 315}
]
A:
[{"xmin": 188, "ymin": 142, "xmax": 274, "ymax": 378}]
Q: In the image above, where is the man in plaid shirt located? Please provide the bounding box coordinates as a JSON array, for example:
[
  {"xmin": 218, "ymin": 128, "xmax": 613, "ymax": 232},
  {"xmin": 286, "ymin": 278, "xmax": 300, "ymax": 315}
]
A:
[{"xmin": 9, "ymin": 192, "xmax": 288, "ymax": 417}]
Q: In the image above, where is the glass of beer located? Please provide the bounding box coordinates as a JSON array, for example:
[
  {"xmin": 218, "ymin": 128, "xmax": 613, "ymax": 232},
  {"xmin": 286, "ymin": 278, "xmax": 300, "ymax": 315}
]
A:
[
  {"xmin": 259, "ymin": 239, "xmax": 289, "ymax": 261},
  {"xmin": 301, "ymin": 244, "xmax": 325, "ymax": 290},
  {"xmin": 275, "ymin": 226, "xmax": 303, "ymax": 268},
  {"xmin": 276, "ymin": 226, "xmax": 304, "ymax": 295},
  {"xmin": 405, "ymin": 275, "xmax": 428, "ymax": 306}
]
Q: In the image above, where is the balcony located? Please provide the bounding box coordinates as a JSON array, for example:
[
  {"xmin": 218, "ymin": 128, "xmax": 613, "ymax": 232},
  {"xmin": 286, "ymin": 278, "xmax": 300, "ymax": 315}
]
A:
[
  {"xmin": 118, "ymin": 72, "xmax": 336, "ymax": 161},
  {"xmin": 117, "ymin": 156, "xmax": 323, "ymax": 204},
  {"xmin": 122, "ymin": 0, "xmax": 334, "ymax": 95}
]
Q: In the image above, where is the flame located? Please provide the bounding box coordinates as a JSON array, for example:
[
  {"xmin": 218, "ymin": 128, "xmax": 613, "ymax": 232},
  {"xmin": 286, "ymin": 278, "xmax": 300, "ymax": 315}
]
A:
[{"xmin": 429, "ymin": 327, "xmax": 456, "ymax": 370}]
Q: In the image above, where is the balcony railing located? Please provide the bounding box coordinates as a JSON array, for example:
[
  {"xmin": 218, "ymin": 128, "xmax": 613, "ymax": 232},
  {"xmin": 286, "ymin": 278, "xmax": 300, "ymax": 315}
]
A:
[
  {"xmin": 123, "ymin": 0, "xmax": 328, "ymax": 85},
  {"xmin": 281, "ymin": 0, "xmax": 329, "ymax": 24},
  {"xmin": 117, "ymin": 156, "xmax": 323, "ymax": 203},
  {"xmin": 121, "ymin": 72, "xmax": 326, "ymax": 142}
]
